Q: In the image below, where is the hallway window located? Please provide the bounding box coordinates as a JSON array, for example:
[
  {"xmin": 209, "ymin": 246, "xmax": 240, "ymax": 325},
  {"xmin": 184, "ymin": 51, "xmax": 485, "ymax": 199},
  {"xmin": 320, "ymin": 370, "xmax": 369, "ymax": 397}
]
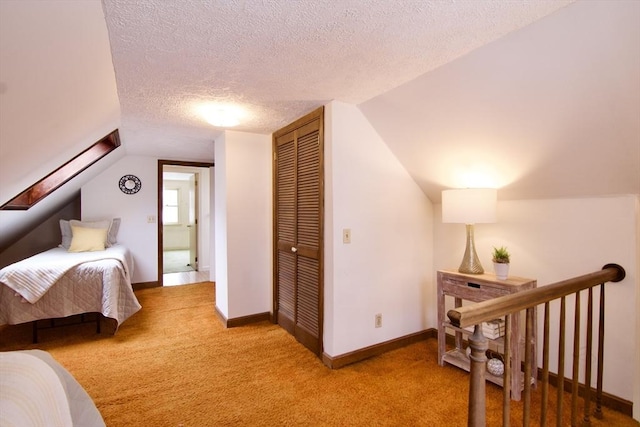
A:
[{"xmin": 163, "ymin": 189, "xmax": 180, "ymax": 224}]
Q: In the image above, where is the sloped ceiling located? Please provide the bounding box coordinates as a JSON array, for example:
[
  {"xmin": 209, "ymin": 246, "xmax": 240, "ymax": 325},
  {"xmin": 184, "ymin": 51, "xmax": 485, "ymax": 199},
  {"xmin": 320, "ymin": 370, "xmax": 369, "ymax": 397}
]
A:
[
  {"xmin": 102, "ymin": 0, "xmax": 576, "ymax": 157},
  {"xmin": 0, "ymin": 0, "xmax": 123, "ymax": 249},
  {"xmin": 102, "ymin": 0, "xmax": 638, "ymax": 202},
  {"xmin": 360, "ymin": 0, "xmax": 640, "ymax": 201}
]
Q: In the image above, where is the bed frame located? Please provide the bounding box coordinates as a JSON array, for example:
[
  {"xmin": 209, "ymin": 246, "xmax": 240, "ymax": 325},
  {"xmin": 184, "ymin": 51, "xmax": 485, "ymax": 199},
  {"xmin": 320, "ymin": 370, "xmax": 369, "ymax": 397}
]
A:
[{"xmin": 31, "ymin": 313, "xmax": 102, "ymax": 343}]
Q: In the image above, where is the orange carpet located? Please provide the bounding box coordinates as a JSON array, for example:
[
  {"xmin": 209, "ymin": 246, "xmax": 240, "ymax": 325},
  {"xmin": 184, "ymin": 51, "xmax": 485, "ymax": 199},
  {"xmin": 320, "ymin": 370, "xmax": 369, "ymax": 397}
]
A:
[{"xmin": 0, "ymin": 282, "xmax": 637, "ymax": 426}]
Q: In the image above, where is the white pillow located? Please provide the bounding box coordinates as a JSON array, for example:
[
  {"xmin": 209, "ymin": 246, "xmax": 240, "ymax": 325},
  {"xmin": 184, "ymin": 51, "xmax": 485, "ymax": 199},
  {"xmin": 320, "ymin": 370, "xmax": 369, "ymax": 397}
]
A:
[
  {"xmin": 107, "ymin": 218, "xmax": 121, "ymax": 246},
  {"xmin": 60, "ymin": 219, "xmax": 121, "ymax": 249},
  {"xmin": 59, "ymin": 220, "xmax": 73, "ymax": 249},
  {"xmin": 69, "ymin": 219, "xmax": 110, "ymax": 231},
  {"xmin": 68, "ymin": 226, "xmax": 108, "ymax": 252}
]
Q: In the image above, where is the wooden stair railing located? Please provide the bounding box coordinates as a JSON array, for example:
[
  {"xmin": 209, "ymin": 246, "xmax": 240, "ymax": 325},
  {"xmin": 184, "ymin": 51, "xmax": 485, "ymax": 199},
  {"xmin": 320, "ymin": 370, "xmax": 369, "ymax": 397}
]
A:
[{"xmin": 447, "ymin": 264, "xmax": 626, "ymax": 427}]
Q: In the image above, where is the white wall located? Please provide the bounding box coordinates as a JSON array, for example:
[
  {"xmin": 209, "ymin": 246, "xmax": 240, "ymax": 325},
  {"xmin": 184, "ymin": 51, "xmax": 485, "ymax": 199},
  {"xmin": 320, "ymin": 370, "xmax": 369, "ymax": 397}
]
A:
[
  {"xmin": 0, "ymin": 0, "xmax": 119, "ymax": 197},
  {"xmin": 324, "ymin": 101, "xmax": 433, "ymax": 357},
  {"xmin": 83, "ymin": 157, "xmax": 213, "ymax": 282},
  {"xmin": 81, "ymin": 155, "xmax": 158, "ymax": 283},
  {"xmin": 0, "ymin": 0, "xmax": 122, "ymax": 249},
  {"xmin": 214, "ymin": 130, "xmax": 272, "ymax": 319},
  {"xmin": 635, "ymin": 196, "xmax": 640, "ymax": 421},
  {"xmin": 214, "ymin": 135, "xmax": 228, "ymax": 314},
  {"xmin": 434, "ymin": 195, "xmax": 639, "ymax": 405},
  {"xmin": 197, "ymin": 168, "xmax": 211, "ymax": 272},
  {"xmin": 209, "ymin": 165, "xmax": 216, "ymax": 281}
]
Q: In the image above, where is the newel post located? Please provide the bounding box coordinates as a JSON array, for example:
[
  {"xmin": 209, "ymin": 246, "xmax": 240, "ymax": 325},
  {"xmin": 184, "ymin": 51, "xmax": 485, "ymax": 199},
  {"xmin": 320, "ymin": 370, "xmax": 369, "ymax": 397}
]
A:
[{"xmin": 468, "ymin": 324, "xmax": 488, "ymax": 427}]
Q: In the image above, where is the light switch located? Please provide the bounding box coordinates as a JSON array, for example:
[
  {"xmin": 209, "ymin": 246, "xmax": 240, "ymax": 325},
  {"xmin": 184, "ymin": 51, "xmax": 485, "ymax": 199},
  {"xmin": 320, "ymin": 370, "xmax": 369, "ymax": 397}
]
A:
[
  {"xmin": 343, "ymin": 228, "xmax": 351, "ymax": 244},
  {"xmin": 147, "ymin": 215, "xmax": 156, "ymax": 223}
]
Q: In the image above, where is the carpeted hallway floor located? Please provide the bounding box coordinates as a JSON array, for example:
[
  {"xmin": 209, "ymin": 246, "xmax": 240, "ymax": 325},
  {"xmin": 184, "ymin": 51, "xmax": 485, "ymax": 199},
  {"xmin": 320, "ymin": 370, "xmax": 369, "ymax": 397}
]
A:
[{"xmin": 0, "ymin": 282, "xmax": 637, "ymax": 426}]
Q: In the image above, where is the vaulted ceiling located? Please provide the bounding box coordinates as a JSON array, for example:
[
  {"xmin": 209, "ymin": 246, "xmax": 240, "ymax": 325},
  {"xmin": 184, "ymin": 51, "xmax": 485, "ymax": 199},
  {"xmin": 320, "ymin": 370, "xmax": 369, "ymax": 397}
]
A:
[
  {"xmin": 103, "ymin": 0, "xmax": 574, "ymax": 137},
  {"xmin": 101, "ymin": 0, "xmax": 640, "ymax": 201}
]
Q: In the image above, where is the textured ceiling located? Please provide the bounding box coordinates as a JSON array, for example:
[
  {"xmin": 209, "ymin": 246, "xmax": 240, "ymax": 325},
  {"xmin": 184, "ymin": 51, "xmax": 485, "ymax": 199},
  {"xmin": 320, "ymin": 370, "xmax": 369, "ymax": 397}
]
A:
[{"xmin": 102, "ymin": 0, "xmax": 574, "ymax": 158}]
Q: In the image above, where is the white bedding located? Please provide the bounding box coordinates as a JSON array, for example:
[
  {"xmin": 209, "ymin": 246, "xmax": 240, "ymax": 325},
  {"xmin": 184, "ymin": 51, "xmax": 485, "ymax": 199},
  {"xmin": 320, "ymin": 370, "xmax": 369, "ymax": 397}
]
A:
[
  {"xmin": 0, "ymin": 245, "xmax": 141, "ymax": 330},
  {"xmin": 0, "ymin": 245, "xmax": 133, "ymax": 304},
  {"xmin": 0, "ymin": 350, "xmax": 105, "ymax": 427}
]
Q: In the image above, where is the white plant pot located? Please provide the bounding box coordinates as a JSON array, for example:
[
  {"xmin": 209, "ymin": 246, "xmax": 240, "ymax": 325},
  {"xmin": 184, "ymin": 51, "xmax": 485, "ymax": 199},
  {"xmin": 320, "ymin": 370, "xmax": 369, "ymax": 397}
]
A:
[{"xmin": 494, "ymin": 262, "xmax": 510, "ymax": 280}]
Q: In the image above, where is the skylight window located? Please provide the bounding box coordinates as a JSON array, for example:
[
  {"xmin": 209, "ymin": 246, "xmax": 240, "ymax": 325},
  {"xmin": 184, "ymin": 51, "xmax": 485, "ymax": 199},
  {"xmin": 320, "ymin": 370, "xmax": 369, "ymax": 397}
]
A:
[{"xmin": 0, "ymin": 130, "xmax": 121, "ymax": 210}]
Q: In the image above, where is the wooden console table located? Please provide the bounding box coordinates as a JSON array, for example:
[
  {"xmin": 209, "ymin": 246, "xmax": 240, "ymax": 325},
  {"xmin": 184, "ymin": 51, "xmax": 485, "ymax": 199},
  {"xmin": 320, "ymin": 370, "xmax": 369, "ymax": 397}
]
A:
[{"xmin": 437, "ymin": 269, "xmax": 537, "ymax": 401}]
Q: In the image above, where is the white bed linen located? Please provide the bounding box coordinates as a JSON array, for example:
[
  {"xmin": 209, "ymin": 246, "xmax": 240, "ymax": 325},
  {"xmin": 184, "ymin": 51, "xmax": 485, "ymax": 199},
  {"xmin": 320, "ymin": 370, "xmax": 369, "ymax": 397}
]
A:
[
  {"xmin": 0, "ymin": 245, "xmax": 141, "ymax": 329},
  {"xmin": 0, "ymin": 350, "xmax": 105, "ymax": 427},
  {"xmin": 0, "ymin": 245, "xmax": 132, "ymax": 304}
]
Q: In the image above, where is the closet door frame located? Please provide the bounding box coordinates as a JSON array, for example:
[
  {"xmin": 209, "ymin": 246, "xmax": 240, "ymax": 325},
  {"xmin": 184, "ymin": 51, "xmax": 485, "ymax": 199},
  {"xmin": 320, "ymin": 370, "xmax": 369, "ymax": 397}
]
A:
[{"xmin": 272, "ymin": 107, "xmax": 324, "ymax": 357}]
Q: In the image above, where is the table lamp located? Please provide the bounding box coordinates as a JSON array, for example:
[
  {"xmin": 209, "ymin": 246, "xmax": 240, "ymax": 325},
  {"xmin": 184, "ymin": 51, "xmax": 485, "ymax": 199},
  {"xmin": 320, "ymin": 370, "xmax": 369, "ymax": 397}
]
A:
[{"xmin": 442, "ymin": 188, "xmax": 497, "ymax": 274}]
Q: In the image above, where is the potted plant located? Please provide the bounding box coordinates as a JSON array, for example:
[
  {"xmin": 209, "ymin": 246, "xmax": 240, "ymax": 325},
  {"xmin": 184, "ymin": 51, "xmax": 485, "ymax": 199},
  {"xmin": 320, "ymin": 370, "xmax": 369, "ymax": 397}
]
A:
[{"xmin": 492, "ymin": 246, "xmax": 510, "ymax": 280}]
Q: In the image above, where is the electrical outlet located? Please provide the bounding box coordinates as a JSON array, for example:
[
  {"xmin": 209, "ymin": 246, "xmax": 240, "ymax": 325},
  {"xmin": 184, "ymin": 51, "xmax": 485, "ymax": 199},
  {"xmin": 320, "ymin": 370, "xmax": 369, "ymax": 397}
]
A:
[
  {"xmin": 375, "ymin": 313, "xmax": 382, "ymax": 328},
  {"xmin": 343, "ymin": 228, "xmax": 351, "ymax": 244},
  {"xmin": 147, "ymin": 215, "xmax": 156, "ymax": 223}
]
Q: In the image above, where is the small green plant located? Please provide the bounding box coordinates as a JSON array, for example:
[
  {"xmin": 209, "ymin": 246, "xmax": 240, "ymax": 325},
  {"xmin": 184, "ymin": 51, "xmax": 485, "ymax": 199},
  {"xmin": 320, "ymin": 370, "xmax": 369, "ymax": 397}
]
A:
[{"xmin": 492, "ymin": 246, "xmax": 510, "ymax": 264}]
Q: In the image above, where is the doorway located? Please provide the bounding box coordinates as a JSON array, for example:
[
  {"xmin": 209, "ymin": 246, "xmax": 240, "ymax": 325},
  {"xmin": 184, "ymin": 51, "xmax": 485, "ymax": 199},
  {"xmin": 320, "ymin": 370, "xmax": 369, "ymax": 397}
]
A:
[
  {"xmin": 158, "ymin": 160, "xmax": 214, "ymax": 287},
  {"xmin": 162, "ymin": 171, "xmax": 197, "ymax": 273}
]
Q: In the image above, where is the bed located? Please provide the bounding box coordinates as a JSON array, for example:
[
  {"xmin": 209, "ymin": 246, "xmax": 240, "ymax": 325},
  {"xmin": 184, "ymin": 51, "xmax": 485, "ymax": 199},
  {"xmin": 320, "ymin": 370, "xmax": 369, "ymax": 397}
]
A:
[
  {"xmin": 0, "ymin": 218, "xmax": 141, "ymax": 341},
  {"xmin": 0, "ymin": 349, "xmax": 105, "ymax": 426}
]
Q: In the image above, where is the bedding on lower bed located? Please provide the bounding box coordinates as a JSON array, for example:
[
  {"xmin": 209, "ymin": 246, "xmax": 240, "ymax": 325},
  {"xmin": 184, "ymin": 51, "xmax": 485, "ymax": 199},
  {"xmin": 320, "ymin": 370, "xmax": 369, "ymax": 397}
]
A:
[
  {"xmin": 0, "ymin": 245, "xmax": 141, "ymax": 330},
  {"xmin": 0, "ymin": 349, "xmax": 105, "ymax": 427}
]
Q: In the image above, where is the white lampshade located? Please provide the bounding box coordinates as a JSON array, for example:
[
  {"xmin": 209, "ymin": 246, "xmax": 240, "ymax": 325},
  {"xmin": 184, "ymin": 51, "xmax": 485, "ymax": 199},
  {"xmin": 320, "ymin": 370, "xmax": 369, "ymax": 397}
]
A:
[{"xmin": 442, "ymin": 188, "xmax": 497, "ymax": 224}]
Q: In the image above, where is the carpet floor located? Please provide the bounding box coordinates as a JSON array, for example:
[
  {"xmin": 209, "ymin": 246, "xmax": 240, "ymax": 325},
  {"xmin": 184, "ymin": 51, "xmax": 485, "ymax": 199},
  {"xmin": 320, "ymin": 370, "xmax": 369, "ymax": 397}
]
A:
[{"xmin": 0, "ymin": 283, "xmax": 637, "ymax": 426}]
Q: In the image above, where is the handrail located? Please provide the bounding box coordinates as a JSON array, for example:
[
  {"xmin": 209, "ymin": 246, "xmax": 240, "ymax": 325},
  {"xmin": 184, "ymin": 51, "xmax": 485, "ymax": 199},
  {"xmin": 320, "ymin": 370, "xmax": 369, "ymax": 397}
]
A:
[
  {"xmin": 446, "ymin": 264, "xmax": 626, "ymax": 427},
  {"xmin": 447, "ymin": 264, "xmax": 625, "ymax": 329}
]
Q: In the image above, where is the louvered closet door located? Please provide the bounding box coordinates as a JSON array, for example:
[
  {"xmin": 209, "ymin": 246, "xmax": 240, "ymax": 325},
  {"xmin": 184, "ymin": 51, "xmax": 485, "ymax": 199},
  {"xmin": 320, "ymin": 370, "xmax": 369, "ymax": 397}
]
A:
[{"xmin": 274, "ymin": 108, "xmax": 323, "ymax": 357}]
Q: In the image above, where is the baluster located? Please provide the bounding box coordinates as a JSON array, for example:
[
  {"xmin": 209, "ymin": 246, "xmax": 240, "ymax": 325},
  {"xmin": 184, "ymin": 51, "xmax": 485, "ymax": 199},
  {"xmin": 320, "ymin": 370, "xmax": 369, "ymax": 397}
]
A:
[
  {"xmin": 468, "ymin": 324, "xmax": 488, "ymax": 427},
  {"xmin": 557, "ymin": 297, "xmax": 566, "ymax": 426},
  {"xmin": 503, "ymin": 315, "xmax": 511, "ymax": 427},
  {"xmin": 445, "ymin": 265, "xmax": 624, "ymax": 427},
  {"xmin": 541, "ymin": 302, "xmax": 550, "ymax": 427},
  {"xmin": 523, "ymin": 308, "xmax": 534, "ymax": 426},
  {"xmin": 595, "ymin": 284, "xmax": 606, "ymax": 419},
  {"xmin": 571, "ymin": 291, "xmax": 581, "ymax": 426},
  {"xmin": 583, "ymin": 287, "xmax": 594, "ymax": 424}
]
